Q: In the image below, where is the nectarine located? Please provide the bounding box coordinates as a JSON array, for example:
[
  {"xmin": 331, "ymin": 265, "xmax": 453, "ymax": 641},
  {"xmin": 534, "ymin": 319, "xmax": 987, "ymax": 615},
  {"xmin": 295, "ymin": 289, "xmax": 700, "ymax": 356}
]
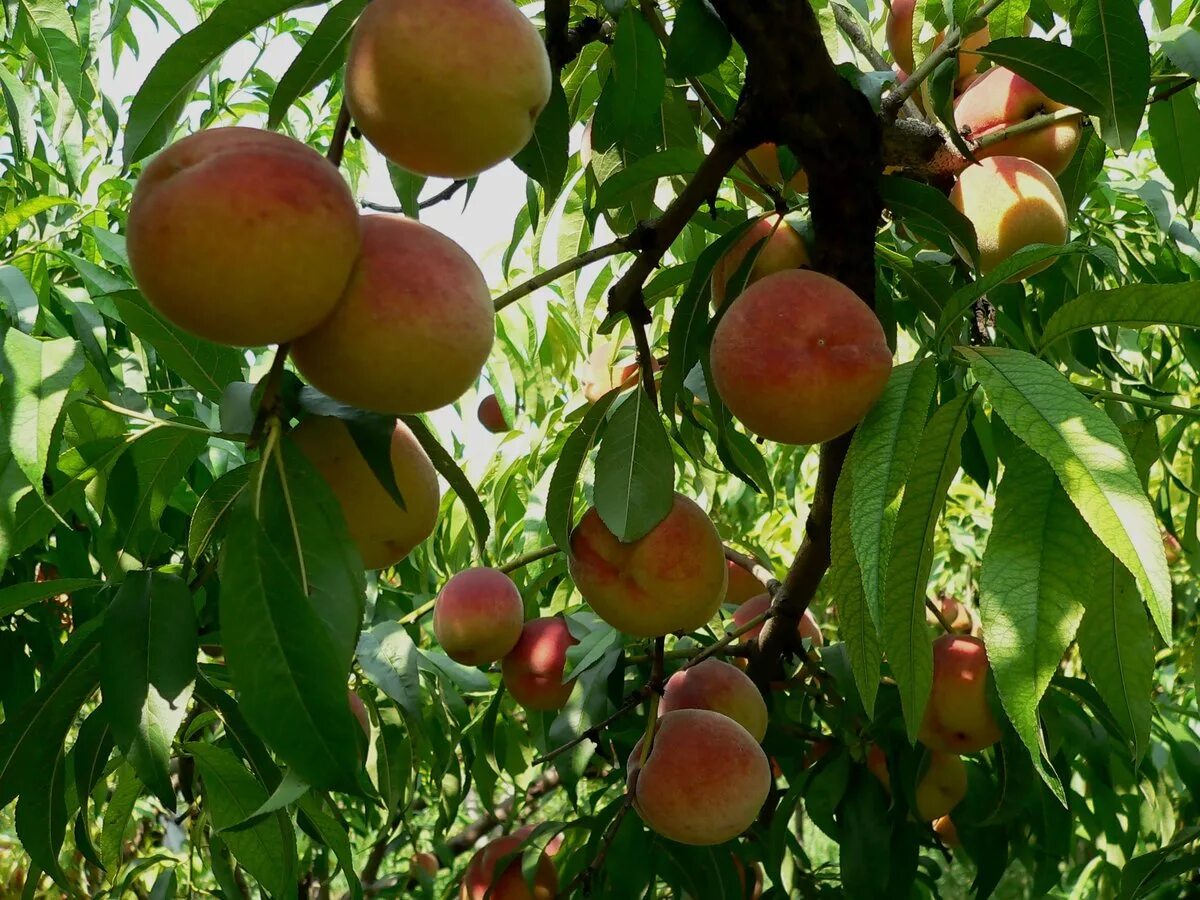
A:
[
  {"xmin": 918, "ymin": 635, "xmax": 1002, "ymax": 753},
  {"xmin": 914, "ymin": 750, "xmax": 967, "ymax": 820},
  {"xmin": 568, "ymin": 494, "xmax": 727, "ymax": 637},
  {"xmin": 291, "ymin": 416, "xmax": 439, "ymax": 569},
  {"xmin": 711, "ymin": 214, "xmax": 810, "ymax": 309},
  {"xmin": 627, "ymin": 709, "xmax": 771, "ymax": 846},
  {"xmin": 733, "ymin": 593, "xmax": 823, "ymax": 647},
  {"xmin": 660, "ymin": 659, "xmax": 769, "ymax": 742},
  {"xmin": 346, "ymin": 0, "xmax": 552, "ymax": 179},
  {"xmin": 127, "ymin": 127, "xmax": 360, "ymax": 347},
  {"xmin": 433, "ymin": 568, "xmax": 524, "ymax": 666},
  {"xmin": 501, "ymin": 617, "xmax": 578, "ymax": 712},
  {"xmin": 949, "ymin": 156, "xmax": 1068, "ymax": 278},
  {"xmin": 710, "ymin": 270, "xmax": 892, "ymax": 445},
  {"xmin": 292, "ymin": 214, "xmax": 494, "ymax": 414},
  {"xmin": 460, "ymin": 825, "xmax": 557, "ymax": 900}
]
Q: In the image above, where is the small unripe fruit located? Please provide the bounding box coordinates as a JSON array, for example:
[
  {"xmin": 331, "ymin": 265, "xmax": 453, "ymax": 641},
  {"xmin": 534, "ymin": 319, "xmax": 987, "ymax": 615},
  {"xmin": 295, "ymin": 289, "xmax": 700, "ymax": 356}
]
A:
[
  {"xmin": 659, "ymin": 659, "xmax": 769, "ymax": 742},
  {"xmin": 918, "ymin": 635, "xmax": 1003, "ymax": 753},
  {"xmin": 477, "ymin": 394, "xmax": 509, "ymax": 433},
  {"xmin": 433, "ymin": 568, "xmax": 524, "ymax": 666},
  {"xmin": 711, "ymin": 270, "xmax": 892, "ymax": 445},
  {"xmin": 292, "ymin": 214, "xmax": 494, "ymax": 414},
  {"xmin": 127, "ymin": 127, "xmax": 360, "ymax": 347},
  {"xmin": 501, "ymin": 617, "xmax": 578, "ymax": 712}
]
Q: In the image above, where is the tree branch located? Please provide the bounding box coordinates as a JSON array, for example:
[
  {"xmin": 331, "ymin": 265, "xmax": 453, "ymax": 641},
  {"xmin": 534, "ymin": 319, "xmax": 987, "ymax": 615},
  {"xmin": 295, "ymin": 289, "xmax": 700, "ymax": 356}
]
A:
[
  {"xmin": 326, "ymin": 101, "xmax": 352, "ymax": 166},
  {"xmin": 494, "ymin": 237, "xmax": 638, "ymax": 312},
  {"xmin": 723, "ymin": 546, "xmax": 780, "ymax": 594},
  {"xmin": 1151, "ymin": 76, "xmax": 1197, "ymax": 104}
]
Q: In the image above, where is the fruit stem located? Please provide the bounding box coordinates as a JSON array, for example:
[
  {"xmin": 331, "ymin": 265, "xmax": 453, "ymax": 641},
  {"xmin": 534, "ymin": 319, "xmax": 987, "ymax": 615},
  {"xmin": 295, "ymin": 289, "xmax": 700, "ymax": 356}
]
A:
[
  {"xmin": 972, "ymin": 108, "xmax": 1084, "ymax": 153},
  {"xmin": 326, "ymin": 102, "xmax": 352, "ymax": 166},
  {"xmin": 247, "ymin": 342, "xmax": 292, "ymax": 450}
]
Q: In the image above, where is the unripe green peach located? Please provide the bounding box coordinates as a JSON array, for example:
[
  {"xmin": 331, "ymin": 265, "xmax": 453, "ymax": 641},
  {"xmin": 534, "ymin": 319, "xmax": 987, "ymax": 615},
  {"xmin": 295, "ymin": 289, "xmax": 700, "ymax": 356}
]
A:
[{"xmin": 433, "ymin": 568, "xmax": 524, "ymax": 666}]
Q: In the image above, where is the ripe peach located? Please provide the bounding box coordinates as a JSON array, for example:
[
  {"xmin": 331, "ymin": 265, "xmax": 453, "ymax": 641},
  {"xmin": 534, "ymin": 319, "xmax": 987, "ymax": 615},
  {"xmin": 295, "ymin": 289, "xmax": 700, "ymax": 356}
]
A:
[
  {"xmin": 743, "ymin": 142, "xmax": 809, "ymax": 195},
  {"xmin": 291, "ymin": 416, "xmax": 439, "ymax": 569},
  {"xmin": 627, "ymin": 709, "xmax": 771, "ymax": 846},
  {"xmin": 460, "ymin": 825, "xmax": 557, "ymax": 900},
  {"xmin": 711, "ymin": 214, "xmax": 810, "ymax": 309},
  {"xmin": 501, "ymin": 617, "xmax": 578, "ymax": 711},
  {"xmin": 928, "ymin": 594, "xmax": 973, "ymax": 634},
  {"xmin": 914, "ymin": 750, "xmax": 967, "ymax": 820},
  {"xmin": 347, "ymin": 0, "xmax": 552, "ymax": 179},
  {"xmin": 614, "ymin": 356, "xmax": 661, "ymax": 390},
  {"xmin": 886, "ymin": 0, "xmax": 990, "ymax": 82},
  {"xmin": 918, "ymin": 635, "xmax": 1003, "ymax": 753},
  {"xmin": 710, "ymin": 270, "xmax": 893, "ymax": 445},
  {"xmin": 949, "ymin": 156, "xmax": 1068, "ymax": 278},
  {"xmin": 127, "ymin": 127, "xmax": 360, "ymax": 347},
  {"xmin": 659, "ymin": 659, "xmax": 769, "ymax": 742},
  {"xmin": 932, "ymin": 815, "xmax": 960, "ymax": 847},
  {"xmin": 567, "ymin": 494, "xmax": 727, "ymax": 637},
  {"xmin": 725, "ymin": 560, "xmax": 764, "ymax": 607},
  {"xmin": 292, "ymin": 214, "xmax": 494, "ymax": 414},
  {"xmin": 348, "ymin": 691, "xmax": 370, "ymax": 737},
  {"xmin": 954, "ymin": 67, "xmax": 1081, "ymax": 176},
  {"xmin": 477, "ymin": 394, "xmax": 509, "ymax": 433},
  {"xmin": 733, "ymin": 594, "xmax": 823, "ymax": 648},
  {"xmin": 433, "ymin": 568, "xmax": 524, "ymax": 666},
  {"xmin": 412, "ymin": 851, "xmax": 439, "ymax": 877}
]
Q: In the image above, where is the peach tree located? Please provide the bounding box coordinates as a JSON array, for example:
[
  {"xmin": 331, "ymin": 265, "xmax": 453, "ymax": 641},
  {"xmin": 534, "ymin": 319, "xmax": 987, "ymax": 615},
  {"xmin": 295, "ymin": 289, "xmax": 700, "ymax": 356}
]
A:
[{"xmin": 1, "ymin": 0, "xmax": 1199, "ymax": 896}]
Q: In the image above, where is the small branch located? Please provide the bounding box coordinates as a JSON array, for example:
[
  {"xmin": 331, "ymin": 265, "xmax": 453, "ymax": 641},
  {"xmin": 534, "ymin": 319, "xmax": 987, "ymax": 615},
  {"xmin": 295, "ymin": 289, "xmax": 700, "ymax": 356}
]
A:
[
  {"xmin": 531, "ymin": 687, "xmax": 651, "ymax": 766},
  {"xmin": 326, "ymin": 102, "xmax": 352, "ymax": 166},
  {"xmin": 832, "ymin": 4, "xmax": 923, "ymax": 121},
  {"xmin": 1074, "ymin": 385, "xmax": 1200, "ymax": 418},
  {"xmin": 723, "ymin": 546, "xmax": 779, "ymax": 593},
  {"xmin": 397, "ymin": 598, "xmax": 435, "ymax": 626},
  {"xmin": 630, "ymin": 317, "xmax": 660, "ymax": 408},
  {"xmin": 563, "ymin": 796, "xmax": 633, "ymax": 896},
  {"xmin": 493, "ymin": 237, "xmax": 637, "ymax": 312},
  {"xmin": 442, "ymin": 772, "xmax": 561, "ymax": 856},
  {"xmin": 498, "ymin": 544, "xmax": 561, "ymax": 573},
  {"xmin": 681, "ymin": 610, "xmax": 771, "ymax": 671},
  {"xmin": 624, "ymin": 644, "xmax": 752, "ymax": 664},
  {"xmin": 361, "ymin": 180, "xmax": 468, "ymax": 215},
  {"xmin": 1152, "ymin": 76, "xmax": 1197, "ymax": 104},
  {"xmin": 926, "ymin": 598, "xmax": 954, "ymax": 633},
  {"xmin": 972, "ymin": 108, "xmax": 1083, "ymax": 151},
  {"xmin": 89, "ymin": 399, "xmax": 220, "ymax": 437}
]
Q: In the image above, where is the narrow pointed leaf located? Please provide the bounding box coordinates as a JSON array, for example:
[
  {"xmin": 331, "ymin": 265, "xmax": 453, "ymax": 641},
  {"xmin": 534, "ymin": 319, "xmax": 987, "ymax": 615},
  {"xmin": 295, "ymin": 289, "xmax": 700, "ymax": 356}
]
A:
[
  {"xmin": 594, "ymin": 388, "xmax": 674, "ymax": 542},
  {"xmin": 1037, "ymin": 282, "xmax": 1200, "ymax": 352}
]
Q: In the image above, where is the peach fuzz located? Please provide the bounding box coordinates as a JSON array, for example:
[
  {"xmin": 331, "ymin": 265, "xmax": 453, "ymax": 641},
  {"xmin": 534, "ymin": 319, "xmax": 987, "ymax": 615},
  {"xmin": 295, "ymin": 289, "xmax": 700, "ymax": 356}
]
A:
[
  {"xmin": 914, "ymin": 750, "xmax": 968, "ymax": 820},
  {"xmin": 477, "ymin": 394, "xmax": 509, "ymax": 434},
  {"xmin": 627, "ymin": 709, "xmax": 771, "ymax": 846},
  {"xmin": 433, "ymin": 568, "xmax": 524, "ymax": 666},
  {"xmin": 710, "ymin": 270, "xmax": 893, "ymax": 445},
  {"xmin": 501, "ymin": 617, "xmax": 578, "ymax": 712},
  {"xmin": 918, "ymin": 634, "xmax": 1003, "ymax": 753},
  {"xmin": 567, "ymin": 494, "xmax": 727, "ymax": 637},
  {"xmin": 711, "ymin": 214, "xmax": 810, "ymax": 309},
  {"xmin": 290, "ymin": 416, "xmax": 439, "ymax": 569},
  {"xmin": 460, "ymin": 825, "xmax": 557, "ymax": 900},
  {"xmin": 725, "ymin": 560, "xmax": 764, "ymax": 607},
  {"xmin": 659, "ymin": 658, "xmax": 769, "ymax": 742},
  {"xmin": 950, "ymin": 156, "xmax": 1068, "ymax": 278},
  {"xmin": 347, "ymin": 0, "xmax": 551, "ymax": 179},
  {"xmin": 127, "ymin": 127, "xmax": 360, "ymax": 347},
  {"xmin": 292, "ymin": 214, "xmax": 494, "ymax": 414},
  {"xmin": 733, "ymin": 593, "xmax": 823, "ymax": 647},
  {"xmin": 954, "ymin": 67, "xmax": 1081, "ymax": 176}
]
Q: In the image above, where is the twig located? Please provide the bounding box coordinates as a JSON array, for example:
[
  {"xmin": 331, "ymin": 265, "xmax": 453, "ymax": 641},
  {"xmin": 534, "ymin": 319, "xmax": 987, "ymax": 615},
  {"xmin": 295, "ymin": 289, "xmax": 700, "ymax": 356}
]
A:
[
  {"xmin": 1152, "ymin": 76, "xmax": 1197, "ymax": 104},
  {"xmin": 682, "ymin": 610, "xmax": 771, "ymax": 671},
  {"xmin": 972, "ymin": 108, "xmax": 1084, "ymax": 151},
  {"xmin": 498, "ymin": 544, "xmax": 561, "ymax": 573},
  {"xmin": 1074, "ymin": 385, "xmax": 1200, "ymax": 418},
  {"xmin": 723, "ymin": 546, "xmax": 779, "ymax": 593},
  {"xmin": 493, "ymin": 237, "xmax": 637, "ymax": 312},
  {"xmin": 630, "ymin": 317, "xmax": 659, "ymax": 407},
  {"xmin": 361, "ymin": 180, "xmax": 469, "ymax": 215},
  {"xmin": 326, "ymin": 102, "xmax": 352, "ymax": 166},
  {"xmin": 531, "ymin": 687, "xmax": 651, "ymax": 766},
  {"xmin": 831, "ymin": 4, "xmax": 924, "ymax": 121},
  {"xmin": 437, "ymin": 772, "xmax": 562, "ymax": 857},
  {"xmin": 396, "ymin": 598, "xmax": 435, "ymax": 626},
  {"xmin": 925, "ymin": 598, "xmax": 955, "ymax": 633},
  {"xmin": 88, "ymin": 399, "xmax": 220, "ymax": 437},
  {"xmin": 564, "ymin": 796, "xmax": 633, "ymax": 896}
]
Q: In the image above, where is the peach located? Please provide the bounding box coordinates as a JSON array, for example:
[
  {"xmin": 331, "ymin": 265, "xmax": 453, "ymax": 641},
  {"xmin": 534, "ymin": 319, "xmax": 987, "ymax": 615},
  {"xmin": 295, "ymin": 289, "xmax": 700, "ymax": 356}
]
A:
[
  {"xmin": 348, "ymin": 691, "xmax": 369, "ymax": 737},
  {"xmin": 725, "ymin": 560, "xmax": 764, "ymax": 607},
  {"xmin": 866, "ymin": 744, "xmax": 891, "ymax": 792},
  {"xmin": 742, "ymin": 142, "xmax": 809, "ymax": 198},
  {"xmin": 932, "ymin": 815, "xmax": 960, "ymax": 847},
  {"xmin": 1163, "ymin": 530, "xmax": 1182, "ymax": 565},
  {"xmin": 733, "ymin": 593, "xmax": 823, "ymax": 648},
  {"xmin": 127, "ymin": 127, "xmax": 360, "ymax": 347},
  {"xmin": 886, "ymin": 0, "xmax": 990, "ymax": 82},
  {"xmin": 477, "ymin": 394, "xmax": 509, "ymax": 433},
  {"xmin": 950, "ymin": 156, "xmax": 1068, "ymax": 278},
  {"xmin": 918, "ymin": 635, "xmax": 1003, "ymax": 753},
  {"xmin": 292, "ymin": 214, "xmax": 494, "ymax": 414},
  {"xmin": 291, "ymin": 416, "xmax": 439, "ymax": 569},
  {"xmin": 433, "ymin": 568, "xmax": 524, "ymax": 666},
  {"xmin": 711, "ymin": 214, "xmax": 810, "ymax": 309},
  {"xmin": 659, "ymin": 659, "xmax": 769, "ymax": 742},
  {"xmin": 567, "ymin": 494, "xmax": 727, "ymax": 637},
  {"xmin": 914, "ymin": 750, "xmax": 967, "ymax": 820},
  {"xmin": 928, "ymin": 594, "xmax": 973, "ymax": 633},
  {"xmin": 412, "ymin": 851, "xmax": 439, "ymax": 877},
  {"xmin": 614, "ymin": 356, "xmax": 661, "ymax": 390},
  {"xmin": 627, "ymin": 709, "xmax": 771, "ymax": 846},
  {"xmin": 710, "ymin": 270, "xmax": 893, "ymax": 445},
  {"xmin": 460, "ymin": 825, "xmax": 557, "ymax": 900},
  {"xmin": 501, "ymin": 617, "xmax": 578, "ymax": 711},
  {"xmin": 347, "ymin": 0, "xmax": 551, "ymax": 179},
  {"xmin": 954, "ymin": 67, "xmax": 1081, "ymax": 175}
]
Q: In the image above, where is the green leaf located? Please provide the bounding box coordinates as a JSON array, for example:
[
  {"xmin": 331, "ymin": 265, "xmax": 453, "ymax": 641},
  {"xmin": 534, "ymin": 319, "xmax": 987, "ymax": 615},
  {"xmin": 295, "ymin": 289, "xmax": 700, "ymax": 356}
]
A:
[
  {"xmin": 267, "ymin": 0, "xmax": 367, "ymax": 128},
  {"xmin": 1148, "ymin": 91, "xmax": 1200, "ymax": 203},
  {"xmin": 100, "ymin": 763, "xmax": 142, "ymax": 874},
  {"xmin": 0, "ymin": 332, "xmax": 85, "ymax": 497},
  {"xmin": 960, "ymin": 347, "xmax": 1171, "ymax": 642},
  {"xmin": 0, "ymin": 623, "xmax": 101, "ymax": 809},
  {"xmin": 881, "ymin": 392, "xmax": 974, "ymax": 742},
  {"xmin": 401, "ymin": 415, "xmax": 492, "ymax": 563},
  {"xmin": 0, "ymin": 65, "xmax": 36, "ymax": 162},
  {"xmin": 987, "ymin": 0, "xmax": 1030, "ymax": 40},
  {"xmin": 979, "ymin": 449, "xmax": 1088, "ymax": 802},
  {"xmin": 513, "ymin": 80, "xmax": 570, "ymax": 203},
  {"xmin": 595, "ymin": 148, "xmax": 707, "ymax": 210},
  {"xmin": 15, "ymin": 746, "xmax": 68, "ymax": 889},
  {"xmin": 101, "ymin": 570, "xmax": 198, "ymax": 809},
  {"xmin": 828, "ymin": 460, "xmax": 882, "ymax": 717},
  {"xmin": 219, "ymin": 767, "xmax": 309, "ymax": 831},
  {"xmin": 975, "ymin": 38, "xmax": 1107, "ymax": 114},
  {"xmin": 70, "ymin": 709, "xmax": 113, "ymax": 869},
  {"xmin": 878, "ymin": 175, "xmax": 979, "ymax": 268},
  {"xmin": 187, "ymin": 743, "xmax": 297, "ymax": 897},
  {"xmin": 594, "ymin": 389, "xmax": 674, "ymax": 542},
  {"xmin": 665, "ymin": 0, "xmax": 731, "ymax": 76},
  {"xmin": 112, "ymin": 293, "xmax": 244, "ymax": 403},
  {"xmin": 1157, "ymin": 24, "xmax": 1200, "ymax": 80},
  {"xmin": 546, "ymin": 391, "xmax": 622, "ymax": 554},
  {"xmin": 593, "ymin": 8, "xmax": 665, "ymax": 145},
  {"xmin": 187, "ymin": 465, "xmax": 251, "ymax": 563},
  {"xmin": 1076, "ymin": 546, "xmax": 1154, "ymax": 760},
  {"xmin": 356, "ymin": 620, "xmax": 423, "ymax": 722},
  {"xmin": 297, "ymin": 793, "xmax": 362, "ymax": 900},
  {"xmin": 1038, "ymin": 282, "xmax": 1200, "ymax": 352},
  {"xmin": 0, "ymin": 196, "xmax": 76, "ymax": 244},
  {"xmin": 848, "ymin": 358, "xmax": 937, "ymax": 630},
  {"xmin": 113, "ymin": 426, "xmax": 209, "ymax": 563},
  {"xmin": 387, "ymin": 164, "xmax": 427, "ymax": 219},
  {"xmin": 1069, "ymin": 0, "xmax": 1151, "ymax": 152},
  {"xmin": 0, "ymin": 578, "xmax": 101, "ymax": 618},
  {"xmin": 123, "ymin": 0, "xmax": 314, "ymax": 163}
]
